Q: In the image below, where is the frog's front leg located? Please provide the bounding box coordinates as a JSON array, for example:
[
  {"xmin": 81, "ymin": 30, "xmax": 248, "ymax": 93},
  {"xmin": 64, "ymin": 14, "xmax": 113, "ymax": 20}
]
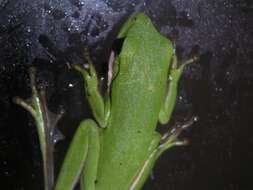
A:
[
  {"xmin": 159, "ymin": 55, "xmax": 196, "ymax": 124},
  {"xmin": 55, "ymin": 119, "xmax": 100, "ymax": 190},
  {"xmin": 74, "ymin": 62, "xmax": 110, "ymax": 128}
]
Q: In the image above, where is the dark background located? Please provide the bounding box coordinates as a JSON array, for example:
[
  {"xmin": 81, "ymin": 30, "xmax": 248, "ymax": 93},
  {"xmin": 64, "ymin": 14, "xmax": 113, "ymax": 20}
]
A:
[{"xmin": 0, "ymin": 0, "xmax": 253, "ymax": 189}]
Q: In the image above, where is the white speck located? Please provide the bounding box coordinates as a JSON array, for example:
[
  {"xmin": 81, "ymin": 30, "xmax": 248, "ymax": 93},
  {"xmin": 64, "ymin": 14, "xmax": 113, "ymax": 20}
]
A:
[
  {"xmin": 79, "ymin": 1, "xmax": 85, "ymax": 6},
  {"xmin": 84, "ymin": 64, "xmax": 89, "ymax": 69},
  {"xmin": 68, "ymin": 83, "xmax": 74, "ymax": 87},
  {"xmin": 171, "ymin": 128, "xmax": 176, "ymax": 133},
  {"xmin": 193, "ymin": 116, "xmax": 198, "ymax": 122},
  {"xmin": 4, "ymin": 171, "xmax": 9, "ymax": 175},
  {"xmin": 179, "ymin": 96, "xmax": 183, "ymax": 100},
  {"xmin": 215, "ymin": 87, "xmax": 223, "ymax": 92},
  {"xmin": 27, "ymin": 26, "xmax": 31, "ymax": 33}
]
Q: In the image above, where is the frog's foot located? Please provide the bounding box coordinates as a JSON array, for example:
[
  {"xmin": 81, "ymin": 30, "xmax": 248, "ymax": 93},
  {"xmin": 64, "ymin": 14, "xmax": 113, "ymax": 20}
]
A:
[
  {"xmin": 170, "ymin": 55, "xmax": 198, "ymax": 83},
  {"xmin": 14, "ymin": 67, "xmax": 64, "ymax": 130},
  {"xmin": 13, "ymin": 67, "xmax": 64, "ymax": 190},
  {"xmin": 73, "ymin": 51, "xmax": 110, "ymax": 128},
  {"xmin": 73, "ymin": 61, "xmax": 99, "ymax": 92},
  {"xmin": 157, "ymin": 116, "xmax": 198, "ymax": 157},
  {"xmin": 73, "ymin": 48, "xmax": 99, "ymax": 87}
]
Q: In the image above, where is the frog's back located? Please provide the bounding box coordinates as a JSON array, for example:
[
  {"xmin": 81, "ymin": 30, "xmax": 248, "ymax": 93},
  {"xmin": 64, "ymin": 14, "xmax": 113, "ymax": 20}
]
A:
[{"xmin": 95, "ymin": 13, "xmax": 173, "ymax": 190}]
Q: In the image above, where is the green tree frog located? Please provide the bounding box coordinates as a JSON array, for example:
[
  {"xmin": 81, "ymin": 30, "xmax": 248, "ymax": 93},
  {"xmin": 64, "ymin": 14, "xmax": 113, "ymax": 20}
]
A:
[
  {"xmin": 54, "ymin": 13, "xmax": 196, "ymax": 190},
  {"xmin": 14, "ymin": 12, "xmax": 196, "ymax": 190}
]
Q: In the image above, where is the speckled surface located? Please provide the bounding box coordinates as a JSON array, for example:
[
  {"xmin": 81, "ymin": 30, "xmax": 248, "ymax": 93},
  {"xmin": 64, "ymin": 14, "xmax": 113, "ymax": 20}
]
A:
[{"xmin": 0, "ymin": 0, "xmax": 252, "ymax": 189}]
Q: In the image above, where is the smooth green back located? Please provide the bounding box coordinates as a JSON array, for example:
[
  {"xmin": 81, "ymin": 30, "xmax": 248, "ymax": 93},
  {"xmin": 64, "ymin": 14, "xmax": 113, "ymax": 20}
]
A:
[{"xmin": 95, "ymin": 13, "xmax": 173, "ymax": 190}]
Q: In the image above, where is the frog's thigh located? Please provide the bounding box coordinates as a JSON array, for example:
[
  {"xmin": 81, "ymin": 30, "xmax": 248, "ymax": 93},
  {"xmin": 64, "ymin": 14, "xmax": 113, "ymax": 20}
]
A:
[
  {"xmin": 129, "ymin": 132, "xmax": 161, "ymax": 190},
  {"xmin": 80, "ymin": 120, "xmax": 100, "ymax": 190},
  {"xmin": 55, "ymin": 119, "xmax": 100, "ymax": 190}
]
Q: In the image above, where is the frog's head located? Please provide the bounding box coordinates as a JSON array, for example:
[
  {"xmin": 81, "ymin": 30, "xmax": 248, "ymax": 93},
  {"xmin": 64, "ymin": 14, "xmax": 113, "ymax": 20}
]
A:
[{"xmin": 117, "ymin": 13, "xmax": 151, "ymax": 39}]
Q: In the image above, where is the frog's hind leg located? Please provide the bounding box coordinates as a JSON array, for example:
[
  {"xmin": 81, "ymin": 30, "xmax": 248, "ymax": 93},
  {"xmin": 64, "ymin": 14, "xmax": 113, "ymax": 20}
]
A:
[
  {"xmin": 128, "ymin": 132, "xmax": 161, "ymax": 190},
  {"xmin": 129, "ymin": 117, "xmax": 197, "ymax": 190},
  {"xmin": 54, "ymin": 119, "xmax": 100, "ymax": 190}
]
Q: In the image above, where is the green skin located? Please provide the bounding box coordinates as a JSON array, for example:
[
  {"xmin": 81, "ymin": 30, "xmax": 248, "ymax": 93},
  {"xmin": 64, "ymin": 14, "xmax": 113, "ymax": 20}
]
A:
[{"xmin": 55, "ymin": 13, "xmax": 195, "ymax": 190}]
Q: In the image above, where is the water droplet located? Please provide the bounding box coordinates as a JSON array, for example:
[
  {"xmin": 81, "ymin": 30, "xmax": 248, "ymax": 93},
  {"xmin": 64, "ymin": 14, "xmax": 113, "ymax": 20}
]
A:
[
  {"xmin": 215, "ymin": 87, "xmax": 223, "ymax": 92},
  {"xmin": 27, "ymin": 26, "xmax": 31, "ymax": 33},
  {"xmin": 79, "ymin": 1, "xmax": 85, "ymax": 6},
  {"xmin": 4, "ymin": 171, "xmax": 9, "ymax": 176},
  {"xmin": 1, "ymin": 65, "xmax": 6, "ymax": 71},
  {"xmin": 84, "ymin": 64, "xmax": 89, "ymax": 69},
  {"xmin": 25, "ymin": 42, "xmax": 31, "ymax": 47}
]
